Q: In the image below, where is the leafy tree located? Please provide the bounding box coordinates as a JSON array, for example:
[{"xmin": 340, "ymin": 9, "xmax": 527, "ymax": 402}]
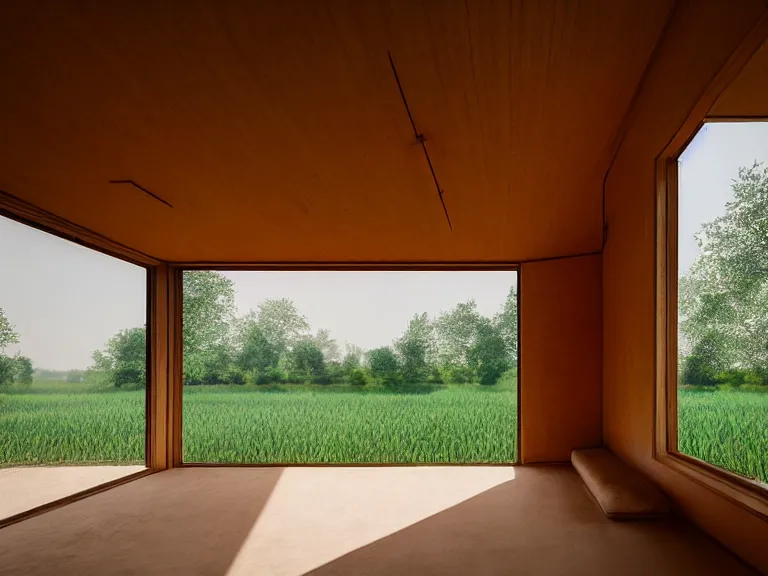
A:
[
  {"xmin": 85, "ymin": 349, "xmax": 112, "ymax": 387},
  {"xmin": 342, "ymin": 344, "xmax": 364, "ymax": 372},
  {"xmin": 347, "ymin": 368, "xmax": 367, "ymax": 386},
  {"xmin": 254, "ymin": 298, "xmax": 310, "ymax": 361},
  {"xmin": 325, "ymin": 360, "xmax": 345, "ymax": 384},
  {"xmin": 467, "ymin": 319, "xmax": 508, "ymax": 385},
  {"xmin": 254, "ymin": 366, "xmax": 286, "ymax": 385},
  {"xmin": 681, "ymin": 332, "xmax": 727, "ymax": 387},
  {"xmin": 0, "ymin": 355, "xmax": 14, "ymax": 386},
  {"xmin": 288, "ymin": 339, "xmax": 325, "ymax": 383},
  {"xmin": 312, "ymin": 329, "xmax": 340, "ymax": 363},
  {"xmin": 395, "ymin": 313, "xmax": 435, "ymax": 382},
  {"xmin": 90, "ymin": 349, "xmax": 112, "ymax": 373},
  {"xmin": 441, "ymin": 363, "xmax": 474, "ymax": 384},
  {"xmin": 342, "ymin": 345, "xmax": 366, "ymax": 384},
  {"xmin": 494, "ymin": 285, "xmax": 518, "ymax": 366},
  {"xmin": 95, "ymin": 327, "xmax": 147, "ymax": 388},
  {"xmin": 223, "ymin": 365, "xmax": 246, "ymax": 385},
  {"xmin": 435, "ymin": 301, "xmax": 482, "ymax": 367},
  {"xmin": 368, "ymin": 346, "xmax": 400, "ymax": 385},
  {"xmin": 679, "ymin": 164, "xmax": 768, "ymax": 381},
  {"xmin": 713, "ymin": 368, "xmax": 751, "ymax": 388},
  {"xmin": 237, "ymin": 319, "xmax": 279, "ymax": 374},
  {"xmin": 0, "ymin": 311, "xmax": 33, "ymax": 387},
  {"xmin": 13, "ymin": 355, "xmax": 34, "ymax": 386},
  {"xmin": 0, "ymin": 308, "xmax": 19, "ymax": 351},
  {"xmin": 681, "ymin": 353, "xmax": 718, "ymax": 387},
  {"xmin": 183, "ymin": 271, "xmax": 236, "ymax": 384},
  {"xmin": 195, "ymin": 344, "xmax": 233, "ymax": 385},
  {"xmin": 426, "ymin": 365, "xmax": 444, "ymax": 384}
]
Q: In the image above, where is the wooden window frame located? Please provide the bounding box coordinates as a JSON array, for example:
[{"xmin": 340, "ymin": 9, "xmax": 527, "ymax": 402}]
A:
[
  {"xmin": 653, "ymin": 13, "xmax": 768, "ymax": 522},
  {"xmin": 171, "ymin": 263, "xmax": 521, "ymax": 467},
  {"xmin": 0, "ymin": 191, "xmax": 167, "ymax": 528},
  {"xmin": 655, "ymin": 123, "xmax": 768, "ymax": 521}
]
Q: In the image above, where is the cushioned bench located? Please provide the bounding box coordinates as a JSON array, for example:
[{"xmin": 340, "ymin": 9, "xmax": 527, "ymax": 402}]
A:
[{"xmin": 572, "ymin": 448, "xmax": 670, "ymax": 519}]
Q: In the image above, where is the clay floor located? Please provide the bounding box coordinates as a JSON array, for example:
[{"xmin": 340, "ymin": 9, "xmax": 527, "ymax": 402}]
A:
[{"xmin": 0, "ymin": 466, "xmax": 757, "ymax": 575}]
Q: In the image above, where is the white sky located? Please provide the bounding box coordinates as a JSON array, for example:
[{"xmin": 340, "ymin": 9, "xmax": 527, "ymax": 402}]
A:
[
  {"xmin": 221, "ymin": 271, "xmax": 516, "ymax": 352},
  {"xmin": 0, "ymin": 217, "xmax": 146, "ymax": 371},
  {"xmin": 678, "ymin": 121, "xmax": 768, "ymax": 274},
  {"xmin": 3, "ymin": 121, "xmax": 767, "ymax": 370}
]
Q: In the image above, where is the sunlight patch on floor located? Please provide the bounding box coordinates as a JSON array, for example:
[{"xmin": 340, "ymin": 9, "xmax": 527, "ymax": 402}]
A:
[
  {"xmin": 226, "ymin": 466, "xmax": 516, "ymax": 576},
  {"xmin": 0, "ymin": 466, "xmax": 145, "ymax": 520}
]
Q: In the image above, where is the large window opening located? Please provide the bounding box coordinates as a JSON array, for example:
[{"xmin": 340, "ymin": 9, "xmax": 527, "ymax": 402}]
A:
[
  {"xmin": 0, "ymin": 216, "xmax": 147, "ymax": 520},
  {"xmin": 181, "ymin": 270, "xmax": 518, "ymax": 464},
  {"xmin": 676, "ymin": 121, "xmax": 768, "ymax": 486}
]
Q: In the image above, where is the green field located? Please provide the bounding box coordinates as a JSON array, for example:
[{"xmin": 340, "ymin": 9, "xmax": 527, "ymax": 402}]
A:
[
  {"xmin": 0, "ymin": 379, "xmax": 518, "ymax": 465},
  {"xmin": 678, "ymin": 388, "xmax": 768, "ymax": 483},
  {"xmin": 2, "ymin": 382, "xmax": 766, "ymax": 479},
  {"xmin": 182, "ymin": 384, "xmax": 517, "ymax": 463},
  {"xmin": 0, "ymin": 381, "xmax": 145, "ymax": 465}
]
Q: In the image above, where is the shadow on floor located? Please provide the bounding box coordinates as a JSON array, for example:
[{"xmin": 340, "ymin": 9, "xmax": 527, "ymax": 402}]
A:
[
  {"xmin": 306, "ymin": 467, "xmax": 756, "ymax": 576},
  {"xmin": 0, "ymin": 467, "xmax": 283, "ymax": 576},
  {"xmin": 225, "ymin": 466, "xmax": 518, "ymax": 575},
  {"xmin": 0, "ymin": 466, "xmax": 756, "ymax": 576}
]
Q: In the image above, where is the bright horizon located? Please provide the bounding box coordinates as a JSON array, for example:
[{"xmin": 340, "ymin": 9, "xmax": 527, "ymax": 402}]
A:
[
  {"xmin": 220, "ymin": 270, "xmax": 516, "ymax": 354},
  {"xmin": 0, "ymin": 218, "xmax": 515, "ymax": 371}
]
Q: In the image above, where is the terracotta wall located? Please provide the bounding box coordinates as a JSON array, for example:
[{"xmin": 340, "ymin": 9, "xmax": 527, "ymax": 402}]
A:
[
  {"xmin": 602, "ymin": 0, "xmax": 768, "ymax": 571},
  {"xmin": 520, "ymin": 254, "xmax": 602, "ymax": 463}
]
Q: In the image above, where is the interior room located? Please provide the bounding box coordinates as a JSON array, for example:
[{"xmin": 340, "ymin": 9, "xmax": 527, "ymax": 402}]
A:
[{"xmin": 0, "ymin": 1, "xmax": 767, "ymax": 574}]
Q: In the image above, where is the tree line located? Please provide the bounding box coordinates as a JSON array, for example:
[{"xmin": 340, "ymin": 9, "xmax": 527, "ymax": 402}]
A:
[
  {"xmin": 87, "ymin": 273, "xmax": 518, "ymax": 389},
  {"xmin": 179, "ymin": 272, "xmax": 517, "ymax": 387},
  {"xmin": 679, "ymin": 163, "xmax": 768, "ymax": 389}
]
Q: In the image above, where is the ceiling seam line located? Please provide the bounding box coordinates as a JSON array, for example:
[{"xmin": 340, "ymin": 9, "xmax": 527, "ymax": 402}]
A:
[
  {"xmin": 387, "ymin": 51, "xmax": 453, "ymax": 232},
  {"xmin": 109, "ymin": 180, "xmax": 174, "ymax": 209},
  {"xmin": 601, "ymin": 0, "xmax": 681, "ymax": 250}
]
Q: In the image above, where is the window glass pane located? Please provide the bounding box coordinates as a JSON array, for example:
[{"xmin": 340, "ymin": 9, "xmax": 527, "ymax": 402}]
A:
[
  {"xmin": 182, "ymin": 270, "xmax": 518, "ymax": 464},
  {"xmin": 0, "ymin": 216, "xmax": 146, "ymax": 519},
  {"xmin": 677, "ymin": 122, "xmax": 768, "ymax": 484}
]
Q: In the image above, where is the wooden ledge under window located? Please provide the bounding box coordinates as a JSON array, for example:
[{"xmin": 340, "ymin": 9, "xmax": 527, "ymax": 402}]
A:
[{"xmin": 655, "ymin": 451, "xmax": 768, "ymax": 522}]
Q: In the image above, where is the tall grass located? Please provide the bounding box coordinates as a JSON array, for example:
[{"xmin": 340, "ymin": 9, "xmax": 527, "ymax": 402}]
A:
[
  {"xmin": 4, "ymin": 381, "xmax": 765, "ymax": 478},
  {"xmin": 1, "ymin": 380, "xmax": 517, "ymax": 465},
  {"xmin": 182, "ymin": 384, "xmax": 517, "ymax": 464},
  {"xmin": 678, "ymin": 388, "xmax": 768, "ymax": 483},
  {"xmin": 0, "ymin": 386, "xmax": 145, "ymax": 465}
]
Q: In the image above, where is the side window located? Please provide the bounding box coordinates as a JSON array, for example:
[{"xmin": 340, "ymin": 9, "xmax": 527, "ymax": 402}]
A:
[
  {"xmin": 0, "ymin": 216, "xmax": 147, "ymax": 521},
  {"xmin": 676, "ymin": 122, "xmax": 768, "ymax": 485}
]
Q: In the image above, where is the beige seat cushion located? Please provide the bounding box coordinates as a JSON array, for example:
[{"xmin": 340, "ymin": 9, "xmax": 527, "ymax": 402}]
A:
[{"xmin": 572, "ymin": 448, "xmax": 670, "ymax": 519}]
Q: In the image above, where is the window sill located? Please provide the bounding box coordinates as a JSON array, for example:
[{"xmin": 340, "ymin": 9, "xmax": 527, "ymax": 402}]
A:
[{"xmin": 655, "ymin": 451, "xmax": 768, "ymax": 521}]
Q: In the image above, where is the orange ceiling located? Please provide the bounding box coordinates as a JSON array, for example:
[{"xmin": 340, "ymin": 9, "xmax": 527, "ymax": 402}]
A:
[{"xmin": 0, "ymin": 1, "xmax": 673, "ymax": 262}]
